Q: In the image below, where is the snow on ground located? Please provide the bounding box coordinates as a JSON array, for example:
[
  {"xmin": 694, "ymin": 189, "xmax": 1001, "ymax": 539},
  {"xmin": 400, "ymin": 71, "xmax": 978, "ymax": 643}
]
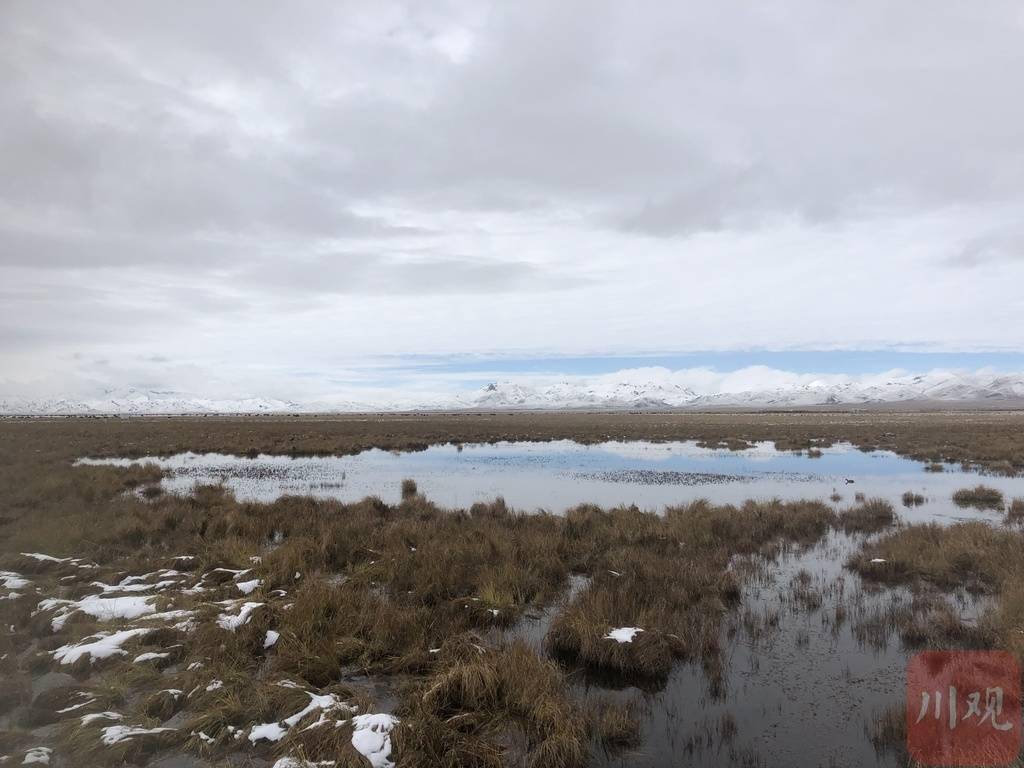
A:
[
  {"xmin": 264, "ymin": 629, "xmax": 280, "ymax": 648},
  {"xmin": 604, "ymin": 627, "xmax": 644, "ymax": 643},
  {"xmin": 99, "ymin": 725, "xmax": 175, "ymax": 745},
  {"xmin": 236, "ymin": 579, "xmax": 261, "ymax": 595},
  {"xmin": 271, "ymin": 759, "xmax": 337, "ymax": 768},
  {"xmin": 90, "ymin": 572, "xmax": 182, "ymax": 593},
  {"xmin": 20, "ymin": 553, "xmax": 70, "ymax": 563},
  {"xmin": 351, "ymin": 713, "xmax": 399, "ymax": 768},
  {"xmin": 133, "ymin": 651, "xmax": 170, "ymax": 663},
  {"xmin": 37, "ymin": 595, "xmax": 157, "ymax": 631},
  {"xmin": 52, "ymin": 628, "xmax": 152, "ymax": 665},
  {"xmin": 249, "ymin": 692, "xmax": 352, "ymax": 744},
  {"xmin": 0, "ymin": 572, "xmax": 30, "ymax": 590},
  {"xmin": 21, "ymin": 747, "xmax": 51, "ymax": 765},
  {"xmin": 55, "ymin": 694, "xmax": 96, "ymax": 714},
  {"xmin": 216, "ymin": 601, "xmax": 264, "ymax": 631},
  {"xmin": 81, "ymin": 712, "xmax": 123, "ymax": 726}
]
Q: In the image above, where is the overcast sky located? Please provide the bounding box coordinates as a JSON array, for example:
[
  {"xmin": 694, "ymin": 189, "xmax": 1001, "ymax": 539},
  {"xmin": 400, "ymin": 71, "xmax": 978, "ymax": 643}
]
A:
[{"xmin": 2, "ymin": 1, "xmax": 1023, "ymax": 401}]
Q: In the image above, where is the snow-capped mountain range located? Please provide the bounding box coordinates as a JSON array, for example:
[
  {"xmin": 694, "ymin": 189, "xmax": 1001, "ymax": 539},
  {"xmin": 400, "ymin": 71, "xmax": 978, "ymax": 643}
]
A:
[{"xmin": 3, "ymin": 372, "xmax": 1024, "ymax": 415}]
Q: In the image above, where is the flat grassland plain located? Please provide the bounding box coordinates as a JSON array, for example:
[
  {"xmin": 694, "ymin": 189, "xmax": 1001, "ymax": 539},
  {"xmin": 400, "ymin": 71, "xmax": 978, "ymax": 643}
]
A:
[{"xmin": 3, "ymin": 411, "xmax": 1024, "ymax": 768}]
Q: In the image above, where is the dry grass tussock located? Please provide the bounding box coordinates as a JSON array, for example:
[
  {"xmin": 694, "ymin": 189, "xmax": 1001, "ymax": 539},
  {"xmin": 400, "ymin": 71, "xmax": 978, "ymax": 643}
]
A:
[
  {"xmin": 952, "ymin": 484, "xmax": 1006, "ymax": 510},
  {"xmin": 836, "ymin": 498, "xmax": 897, "ymax": 534}
]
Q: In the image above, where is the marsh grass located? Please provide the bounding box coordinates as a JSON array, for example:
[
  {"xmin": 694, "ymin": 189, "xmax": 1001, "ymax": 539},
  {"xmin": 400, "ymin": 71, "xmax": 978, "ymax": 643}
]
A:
[
  {"xmin": 1005, "ymin": 498, "xmax": 1024, "ymax": 524},
  {"xmin": 5, "ymin": 413, "xmax": 1024, "ymax": 766},
  {"xmin": 901, "ymin": 491, "xmax": 925, "ymax": 507},
  {"xmin": 395, "ymin": 638, "xmax": 588, "ymax": 768},
  {"xmin": 952, "ymin": 485, "xmax": 1005, "ymax": 510},
  {"xmin": 836, "ymin": 498, "xmax": 896, "ymax": 534}
]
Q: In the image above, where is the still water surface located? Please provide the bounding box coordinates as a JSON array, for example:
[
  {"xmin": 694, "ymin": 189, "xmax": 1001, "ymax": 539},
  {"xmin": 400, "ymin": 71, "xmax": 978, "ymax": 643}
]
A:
[{"xmin": 78, "ymin": 440, "xmax": 1024, "ymax": 523}]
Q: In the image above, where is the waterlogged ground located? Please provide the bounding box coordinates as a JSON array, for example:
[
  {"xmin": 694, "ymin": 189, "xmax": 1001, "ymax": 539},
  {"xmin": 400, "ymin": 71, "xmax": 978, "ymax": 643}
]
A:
[
  {"xmin": 3, "ymin": 435, "xmax": 1020, "ymax": 767},
  {"xmin": 78, "ymin": 439, "xmax": 1024, "ymax": 520}
]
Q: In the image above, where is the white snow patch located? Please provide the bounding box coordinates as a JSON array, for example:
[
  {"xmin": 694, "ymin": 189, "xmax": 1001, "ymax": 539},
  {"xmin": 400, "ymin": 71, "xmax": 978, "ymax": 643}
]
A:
[
  {"xmin": 37, "ymin": 595, "xmax": 156, "ymax": 631},
  {"xmin": 249, "ymin": 692, "xmax": 351, "ymax": 744},
  {"xmin": 55, "ymin": 695, "xmax": 96, "ymax": 714},
  {"xmin": 236, "ymin": 579, "xmax": 261, "ymax": 595},
  {"xmin": 81, "ymin": 712, "xmax": 123, "ymax": 725},
  {"xmin": 248, "ymin": 722, "xmax": 287, "ymax": 743},
  {"xmin": 99, "ymin": 725, "xmax": 175, "ymax": 745},
  {"xmin": 0, "ymin": 572, "xmax": 29, "ymax": 590},
  {"xmin": 133, "ymin": 651, "xmax": 170, "ymax": 663},
  {"xmin": 20, "ymin": 553, "xmax": 69, "ymax": 563},
  {"xmin": 264, "ymin": 630, "xmax": 280, "ymax": 649},
  {"xmin": 604, "ymin": 627, "xmax": 644, "ymax": 643},
  {"xmin": 350, "ymin": 713, "xmax": 399, "ymax": 768},
  {"xmin": 52, "ymin": 628, "xmax": 152, "ymax": 665},
  {"xmin": 216, "ymin": 601, "xmax": 263, "ymax": 631},
  {"xmin": 870, "ymin": 558, "xmax": 887, "ymax": 563},
  {"xmin": 205, "ymin": 680, "xmax": 223, "ymax": 692},
  {"xmin": 271, "ymin": 759, "xmax": 336, "ymax": 768},
  {"xmin": 21, "ymin": 747, "xmax": 51, "ymax": 765}
]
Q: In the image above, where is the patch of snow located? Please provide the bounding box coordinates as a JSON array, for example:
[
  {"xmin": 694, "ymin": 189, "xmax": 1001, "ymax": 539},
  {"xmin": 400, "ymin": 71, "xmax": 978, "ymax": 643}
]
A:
[
  {"xmin": 249, "ymin": 692, "xmax": 350, "ymax": 744},
  {"xmin": 0, "ymin": 572, "xmax": 30, "ymax": 590},
  {"xmin": 133, "ymin": 651, "xmax": 169, "ymax": 663},
  {"xmin": 37, "ymin": 595, "xmax": 156, "ymax": 631},
  {"xmin": 99, "ymin": 725, "xmax": 175, "ymax": 745},
  {"xmin": 604, "ymin": 627, "xmax": 644, "ymax": 643},
  {"xmin": 205, "ymin": 680, "xmax": 223, "ymax": 692},
  {"xmin": 55, "ymin": 695, "xmax": 97, "ymax": 714},
  {"xmin": 81, "ymin": 712, "xmax": 123, "ymax": 725},
  {"xmin": 20, "ymin": 553, "xmax": 69, "ymax": 563},
  {"xmin": 90, "ymin": 578, "xmax": 178, "ymax": 594},
  {"xmin": 52, "ymin": 628, "xmax": 152, "ymax": 665},
  {"xmin": 264, "ymin": 630, "xmax": 280, "ymax": 649},
  {"xmin": 350, "ymin": 713, "xmax": 399, "ymax": 768},
  {"xmin": 21, "ymin": 747, "xmax": 51, "ymax": 765},
  {"xmin": 271, "ymin": 759, "xmax": 336, "ymax": 768},
  {"xmin": 870, "ymin": 558, "xmax": 887, "ymax": 563},
  {"xmin": 216, "ymin": 601, "xmax": 264, "ymax": 631},
  {"xmin": 236, "ymin": 579, "xmax": 261, "ymax": 595}
]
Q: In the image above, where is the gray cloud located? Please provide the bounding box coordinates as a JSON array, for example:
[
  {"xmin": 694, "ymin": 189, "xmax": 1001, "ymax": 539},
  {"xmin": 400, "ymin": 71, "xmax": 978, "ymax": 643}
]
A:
[{"xmin": 1, "ymin": 0, "xmax": 1023, "ymax": 397}]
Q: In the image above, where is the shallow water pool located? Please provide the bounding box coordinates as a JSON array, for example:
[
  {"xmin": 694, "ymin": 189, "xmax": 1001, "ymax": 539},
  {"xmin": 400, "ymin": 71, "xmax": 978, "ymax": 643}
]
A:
[{"xmin": 77, "ymin": 440, "xmax": 1024, "ymax": 522}]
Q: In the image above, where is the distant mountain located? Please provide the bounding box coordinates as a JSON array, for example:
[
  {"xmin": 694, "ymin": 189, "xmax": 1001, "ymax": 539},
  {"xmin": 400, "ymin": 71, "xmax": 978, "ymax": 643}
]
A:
[{"xmin": 3, "ymin": 372, "xmax": 1024, "ymax": 415}]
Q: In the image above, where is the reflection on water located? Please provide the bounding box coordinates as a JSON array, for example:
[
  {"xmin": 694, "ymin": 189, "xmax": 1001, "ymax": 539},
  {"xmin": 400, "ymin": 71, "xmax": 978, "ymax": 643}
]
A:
[
  {"xmin": 77, "ymin": 440, "xmax": 1024, "ymax": 523},
  {"xmin": 75, "ymin": 440, "xmax": 1022, "ymax": 767}
]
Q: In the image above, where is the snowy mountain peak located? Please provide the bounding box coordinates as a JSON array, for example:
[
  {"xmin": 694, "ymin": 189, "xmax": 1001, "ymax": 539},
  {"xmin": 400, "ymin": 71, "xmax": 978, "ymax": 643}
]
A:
[{"xmin": 3, "ymin": 371, "xmax": 1024, "ymax": 415}]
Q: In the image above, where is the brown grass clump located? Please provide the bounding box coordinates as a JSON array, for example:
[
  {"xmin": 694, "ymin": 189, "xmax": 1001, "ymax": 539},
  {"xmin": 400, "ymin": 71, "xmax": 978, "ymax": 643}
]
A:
[
  {"xmin": 836, "ymin": 498, "xmax": 896, "ymax": 534},
  {"xmin": 1007, "ymin": 498, "xmax": 1024, "ymax": 524},
  {"xmin": 901, "ymin": 491, "xmax": 925, "ymax": 507},
  {"xmin": 952, "ymin": 485, "xmax": 1005, "ymax": 510},
  {"xmin": 401, "ymin": 478, "xmax": 418, "ymax": 500},
  {"xmin": 394, "ymin": 638, "xmax": 587, "ymax": 768},
  {"xmin": 591, "ymin": 698, "xmax": 641, "ymax": 752}
]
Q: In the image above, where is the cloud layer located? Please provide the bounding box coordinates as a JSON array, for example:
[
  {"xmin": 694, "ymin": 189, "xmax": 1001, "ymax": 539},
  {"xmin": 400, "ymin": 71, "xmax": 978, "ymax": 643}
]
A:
[{"xmin": 2, "ymin": 1, "xmax": 1023, "ymax": 397}]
